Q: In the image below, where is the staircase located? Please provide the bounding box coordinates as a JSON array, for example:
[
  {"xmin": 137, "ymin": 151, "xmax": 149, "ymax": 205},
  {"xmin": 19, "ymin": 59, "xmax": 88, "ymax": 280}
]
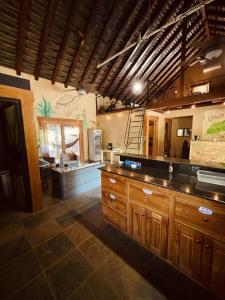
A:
[{"xmin": 124, "ymin": 107, "xmax": 145, "ymax": 154}]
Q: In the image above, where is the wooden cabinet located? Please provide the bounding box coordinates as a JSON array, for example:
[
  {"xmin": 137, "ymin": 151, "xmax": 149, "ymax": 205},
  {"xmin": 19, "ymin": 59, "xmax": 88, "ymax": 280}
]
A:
[
  {"xmin": 172, "ymin": 222, "xmax": 225, "ymax": 299},
  {"xmin": 129, "ymin": 203, "xmax": 146, "ymax": 244},
  {"xmin": 145, "ymin": 211, "xmax": 168, "ymax": 258},
  {"xmin": 174, "ymin": 194, "xmax": 225, "ymax": 242},
  {"xmin": 210, "ymin": 240, "xmax": 225, "ymax": 299},
  {"xmin": 101, "ymin": 170, "xmax": 225, "ymax": 299},
  {"xmin": 129, "ymin": 180, "xmax": 170, "ymax": 216},
  {"xmin": 172, "ymin": 222, "xmax": 204, "ymax": 279},
  {"xmin": 130, "ymin": 202, "xmax": 168, "ymax": 258}
]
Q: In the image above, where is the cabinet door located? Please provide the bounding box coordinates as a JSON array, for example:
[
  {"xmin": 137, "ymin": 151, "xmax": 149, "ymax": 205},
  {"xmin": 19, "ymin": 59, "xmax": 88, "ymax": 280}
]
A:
[
  {"xmin": 129, "ymin": 203, "xmax": 145, "ymax": 245},
  {"xmin": 210, "ymin": 240, "xmax": 225, "ymax": 299},
  {"xmin": 172, "ymin": 223, "xmax": 203, "ymax": 279},
  {"xmin": 145, "ymin": 210, "xmax": 168, "ymax": 258}
]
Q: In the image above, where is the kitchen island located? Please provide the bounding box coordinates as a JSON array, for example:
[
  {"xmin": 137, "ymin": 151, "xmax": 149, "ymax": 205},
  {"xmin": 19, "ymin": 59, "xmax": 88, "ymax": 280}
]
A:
[
  {"xmin": 100, "ymin": 154, "xmax": 225, "ymax": 299},
  {"xmin": 51, "ymin": 161, "xmax": 104, "ymax": 199}
]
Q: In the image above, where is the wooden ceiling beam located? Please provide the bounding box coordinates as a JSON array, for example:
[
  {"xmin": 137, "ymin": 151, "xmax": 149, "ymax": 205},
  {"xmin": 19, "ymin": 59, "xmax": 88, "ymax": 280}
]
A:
[
  {"xmin": 118, "ymin": 25, "xmax": 203, "ymax": 104},
  {"xmin": 106, "ymin": 0, "xmax": 183, "ymax": 98},
  {"xmin": 51, "ymin": 0, "xmax": 77, "ymax": 84},
  {"xmin": 64, "ymin": 2, "xmax": 96, "ymax": 88},
  {"xmin": 34, "ymin": 0, "xmax": 57, "ymax": 80},
  {"xmin": 180, "ymin": 1, "xmax": 188, "ymax": 97},
  {"xmin": 137, "ymin": 31, "xmax": 204, "ymax": 106},
  {"xmin": 90, "ymin": 0, "xmax": 137, "ymax": 84},
  {"xmin": 78, "ymin": 0, "xmax": 117, "ymax": 84},
  {"xmin": 16, "ymin": 0, "xmax": 30, "ymax": 75},
  {"xmin": 97, "ymin": 0, "xmax": 152, "ymax": 92},
  {"xmin": 200, "ymin": 0, "xmax": 211, "ymax": 38}
]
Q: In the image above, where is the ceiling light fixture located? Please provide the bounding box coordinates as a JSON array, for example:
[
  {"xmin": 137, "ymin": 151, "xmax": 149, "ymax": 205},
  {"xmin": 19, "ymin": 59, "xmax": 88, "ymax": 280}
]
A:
[{"xmin": 132, "ymin": 80, "xmax": 144, "ymax": 95}]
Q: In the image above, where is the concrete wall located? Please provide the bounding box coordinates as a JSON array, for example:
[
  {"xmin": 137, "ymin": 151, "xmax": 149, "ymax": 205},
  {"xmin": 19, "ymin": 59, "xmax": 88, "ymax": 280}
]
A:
[{"xmin": 0, "ymin": 66, "xmax": 97, "ymax": 160}]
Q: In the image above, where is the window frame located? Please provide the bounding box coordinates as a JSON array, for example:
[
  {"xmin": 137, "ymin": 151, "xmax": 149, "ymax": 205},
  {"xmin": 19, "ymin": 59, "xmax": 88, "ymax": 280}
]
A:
[{"xmin": 37, "ymin": 117, "xmax": 84, "ymax": 161}]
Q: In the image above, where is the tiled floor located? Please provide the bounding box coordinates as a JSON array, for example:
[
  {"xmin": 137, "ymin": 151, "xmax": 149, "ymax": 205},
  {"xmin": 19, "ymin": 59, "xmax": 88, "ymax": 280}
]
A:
[{"xmin": 0, "ymin": 188, "xmax": 219, "ymax": 300}]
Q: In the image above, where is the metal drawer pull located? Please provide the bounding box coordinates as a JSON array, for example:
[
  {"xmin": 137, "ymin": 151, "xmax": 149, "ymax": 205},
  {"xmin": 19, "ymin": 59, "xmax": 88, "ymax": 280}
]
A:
[
  {"xmin": 203, "ymin": 217, "xmax": 209, "ymax": 222},
  {"xmin": 143, "ymin": 189, "xmax": 153, "ymax": 196},
  {"xmin": 196, "ymin": 239, "xmax": 202, "ymax": 244},
  {"xmin": 109, "ymin": 193, "xmax": 116, "ymax": 201},
  {"xmin": 198, "ymin": 207, "xmax": 213, "ymax": 216},
  {"xmin": 109, "ymin": 178, "xmax": 116, "ymax": 184}
]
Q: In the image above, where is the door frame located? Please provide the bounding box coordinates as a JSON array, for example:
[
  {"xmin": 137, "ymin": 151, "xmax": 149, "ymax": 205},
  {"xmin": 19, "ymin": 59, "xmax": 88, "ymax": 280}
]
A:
[
  {"xmin": 143, "ymin": 114, "xmax": 159, "ymax": 156},
  {"xmin": 0, "ymin": 84, "xmax": 42, "ymax": 212}
]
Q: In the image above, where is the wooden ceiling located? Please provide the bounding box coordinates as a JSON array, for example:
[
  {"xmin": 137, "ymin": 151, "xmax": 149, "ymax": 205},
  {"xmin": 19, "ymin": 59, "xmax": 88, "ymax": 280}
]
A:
[{"xmin": 0, "ymin": 0, "xmax": 224, "ymax": 106}]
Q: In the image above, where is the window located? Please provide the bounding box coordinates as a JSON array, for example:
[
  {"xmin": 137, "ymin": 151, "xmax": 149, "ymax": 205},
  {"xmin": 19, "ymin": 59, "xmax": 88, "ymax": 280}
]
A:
[
  {"xmin": 38, "ymin": 117, "xmax": 84, "ymax": 160},
  {"xmin": 191, "ymin": 82, "xmax": 210, "ymax": 95}
]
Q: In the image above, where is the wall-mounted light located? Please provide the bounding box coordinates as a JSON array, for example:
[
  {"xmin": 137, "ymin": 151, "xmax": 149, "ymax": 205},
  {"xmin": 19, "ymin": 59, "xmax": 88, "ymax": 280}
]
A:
[
  {"xmin": 191, "ymin": 104, "xmax": 196, "ymax": 109},
  {"xmin": 107, "ymin": 115, "xmax": 111, "ymax": 120},
  {"xmin": 203, "ymin": 63, "xmax": 222, "ymax": 73},
  {"xmin": 132, "ymin": 80, "xmax": 144, "ymax": 95},
  {"xmin": 174, "ymin": 89, "xmax": 178, "ymax": 94},
  {"xmin": 166, "ymin": 110, "xmax": 170, "ymax": 114},
  {"xmin": 223, "ymin": 101, "xmax": 225, "ymax": 106}
]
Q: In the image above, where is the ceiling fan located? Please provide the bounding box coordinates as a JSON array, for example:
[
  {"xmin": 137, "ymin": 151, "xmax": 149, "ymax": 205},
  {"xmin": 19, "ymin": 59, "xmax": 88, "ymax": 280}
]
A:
[
  {"xmin": 65, "ymin": 82, "xmax": 97, "ymax": 94},
  {"xmin": 184, "ymin": 35, "xmax": 225, "ymax": 68}
]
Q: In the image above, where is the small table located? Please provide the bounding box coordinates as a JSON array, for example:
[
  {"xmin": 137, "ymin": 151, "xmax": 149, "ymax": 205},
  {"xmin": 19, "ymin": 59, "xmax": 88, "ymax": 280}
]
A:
[{"xmin": 101, "ymin": 149, "xmax": 123, "ymax": 164}]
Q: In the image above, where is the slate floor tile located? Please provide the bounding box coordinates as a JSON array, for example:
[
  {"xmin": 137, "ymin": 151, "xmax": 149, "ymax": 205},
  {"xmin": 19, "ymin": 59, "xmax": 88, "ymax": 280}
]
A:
[
  {"xmin": 26, "ymin": 220, "xmax": 61, "ymax": 247},
  {"xmin": 35, "ymin": 232, "xmax": 75, "ymax": 268},
  {"xmin": 97, "ymin": 253, "xmax": 166, "ymax": 300},
  {"xmin": 0, "ymin": 235, "xmax": 31, "ymax": 268},
  {"xmin": 9, "ymin": 274, "xmax": 54, "ymax": 300},
  {"xmin": 65, "ymin": 221, "xmax": 92, "ymax": 246},
  {"xmin": 46, "ymin": 249, "xmax": 93, "ymax": 300},
  {"xmin": 0, "ymin": 251, "xmax": 42, "ymax": 299},
  {"xmin": 23, "ymin": 210, "xmax": 49, "ymax": 229},
  {"xmin": 79, "ymin": 235, "xmax": 112, "ymax": 268},
  {"xmin": 55, "ymin": 209, "xmax": 77, "ymax": 229},
  {"xmin": 69, "ymin": 271, "xmax": 122, "ymax": 300}
]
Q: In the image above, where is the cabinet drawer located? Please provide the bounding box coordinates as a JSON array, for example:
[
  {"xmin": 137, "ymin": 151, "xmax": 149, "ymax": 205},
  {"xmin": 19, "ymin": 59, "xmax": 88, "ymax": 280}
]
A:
[
  {"xmin": 103, "ymin": 205, "xmax": 127, "ymax": 232},
  {"xmin": 101, "ymin": 173, "xmax": 127, "ymax": 196},
  {"xmin": 129, "ymin": 181, "xmax": 170, "ymax": 216},
  {"xmin": 175, "ymin": 197, "xmax": 225, "ymax": 240},
  {"xmin": 102, "ymin": 189, "xmax": 127, "ymax": 215}
]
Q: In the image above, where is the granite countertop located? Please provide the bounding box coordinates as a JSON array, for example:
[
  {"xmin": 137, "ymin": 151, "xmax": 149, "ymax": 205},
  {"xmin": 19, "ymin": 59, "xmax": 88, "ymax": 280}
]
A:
[
  {"xmin": 116, "ymin": 153, "xmax": 225, "ymax": 171},
  {"xmin": 100, "ymin": 164, "xmax": 225, "ymax": 204}
]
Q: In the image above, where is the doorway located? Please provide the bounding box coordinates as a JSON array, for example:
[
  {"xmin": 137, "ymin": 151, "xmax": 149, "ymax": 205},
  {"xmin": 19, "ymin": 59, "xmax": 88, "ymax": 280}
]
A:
[
  {"xmin": 143, "ymin": 115, "xmax": 159, "ymax": 156},
  {"xmin": 165, "ymin": 116, "xmax": 193, "ymax": 159},
  {"xmin": 0, "ymin": 98, "xmax": 31, "ymax": 211}
]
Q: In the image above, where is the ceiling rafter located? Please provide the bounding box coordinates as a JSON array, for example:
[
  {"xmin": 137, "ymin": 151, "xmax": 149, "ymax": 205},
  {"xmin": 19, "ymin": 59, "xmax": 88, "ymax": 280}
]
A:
[
  {"xmin": 100, "ymin": 0, "xmax": 165, "ymax": 95},
  {"xmin": 91, "ymin": 0, "xmax": 137, "ymax": 84},
  {"xmin": 34, "ymin": 0, "xmax": 58, "ymax": 80},
  {"xmin": 78, "ymin": 0, "xmax": 117, "ymax": 85},
  {"xmin": 64, "ymin": 1, "xmax": 97, "ymax": 88},
  {"xmin": 137, "ymin": 28, "xmax": 205, "ymax": 105},
  {"xmin": 51, "ymin": 0, "xmax": 77, "ymax": 84},
  {"xmin": 200, "ymin": 0, "xmax": 211, "ymax": 38},
  {"xmin": 110, "ymin": 0, "xmax": 184, "ymax": 100},
  {"xmin": 16, "ymin": 0, "xmax": 30, "ymax": 75},
  {"xmin": 96, "ymin": 0, "xmax": 152, "ymax": 92}
]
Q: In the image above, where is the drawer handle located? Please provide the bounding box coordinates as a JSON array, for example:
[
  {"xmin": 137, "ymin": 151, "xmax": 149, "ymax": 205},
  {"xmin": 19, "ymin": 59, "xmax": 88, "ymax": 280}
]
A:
[
  {"xmin": 198, "ymin": 207, "xmax": 213, "ymax": 216},
  {"xmin": 109, "ymin": 178, "xmax": 116, "ymax": 184},
  {"xmin": 203, "ymin": 217, "xmax": 209, "ymax": 222},
  {"xmin": 109, "ymin": 193, "xmax": 116, "ymax": 201},
  {"xmin": 196, "ymin": 239, "xmax": 202, "ymax": 244},
  {"xmin": 143, "ymin": 189, "xmax": 153, "ymax": 196},
  {"xmin": 204, "ymin": 244, "xmax": 212, "ymax": 249}
]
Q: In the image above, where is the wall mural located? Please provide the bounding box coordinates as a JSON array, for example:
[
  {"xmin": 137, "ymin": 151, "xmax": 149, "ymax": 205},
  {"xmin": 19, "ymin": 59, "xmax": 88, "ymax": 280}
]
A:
[
  {"xmin": 204, "ymin": 109, "xmax": 225, "ymax": 140},
  {"xmin": 55, "ymin": 94, "xmax": 80, "ymax": 116},
  {"xmin": 37, "ymin": 95, "xmax": 53, "ymax": 117},
  {"xmin": 36, "ymin": 94, "xmax": 95, "ymax": 130}
]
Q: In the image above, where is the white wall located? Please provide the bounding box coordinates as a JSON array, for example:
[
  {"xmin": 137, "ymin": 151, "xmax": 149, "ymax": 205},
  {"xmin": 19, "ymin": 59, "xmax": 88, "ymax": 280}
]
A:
[{"xmin": 0, "ymin": 66, "xmax": 97, "ymax": 160}]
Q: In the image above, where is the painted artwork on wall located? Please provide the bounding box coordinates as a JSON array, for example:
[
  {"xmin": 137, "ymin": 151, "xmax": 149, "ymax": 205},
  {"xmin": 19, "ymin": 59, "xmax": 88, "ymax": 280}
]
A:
[
  {"xmin": 204, "ymin": 110, "xmax": 225, "ymax": 140},
  {"xmin": 37, "ymin": 95, "xmax": 53, "ymax": 117},
  {"xmin": 55, "ymin": 94, "xmax": 80, "ymax": 116}
]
